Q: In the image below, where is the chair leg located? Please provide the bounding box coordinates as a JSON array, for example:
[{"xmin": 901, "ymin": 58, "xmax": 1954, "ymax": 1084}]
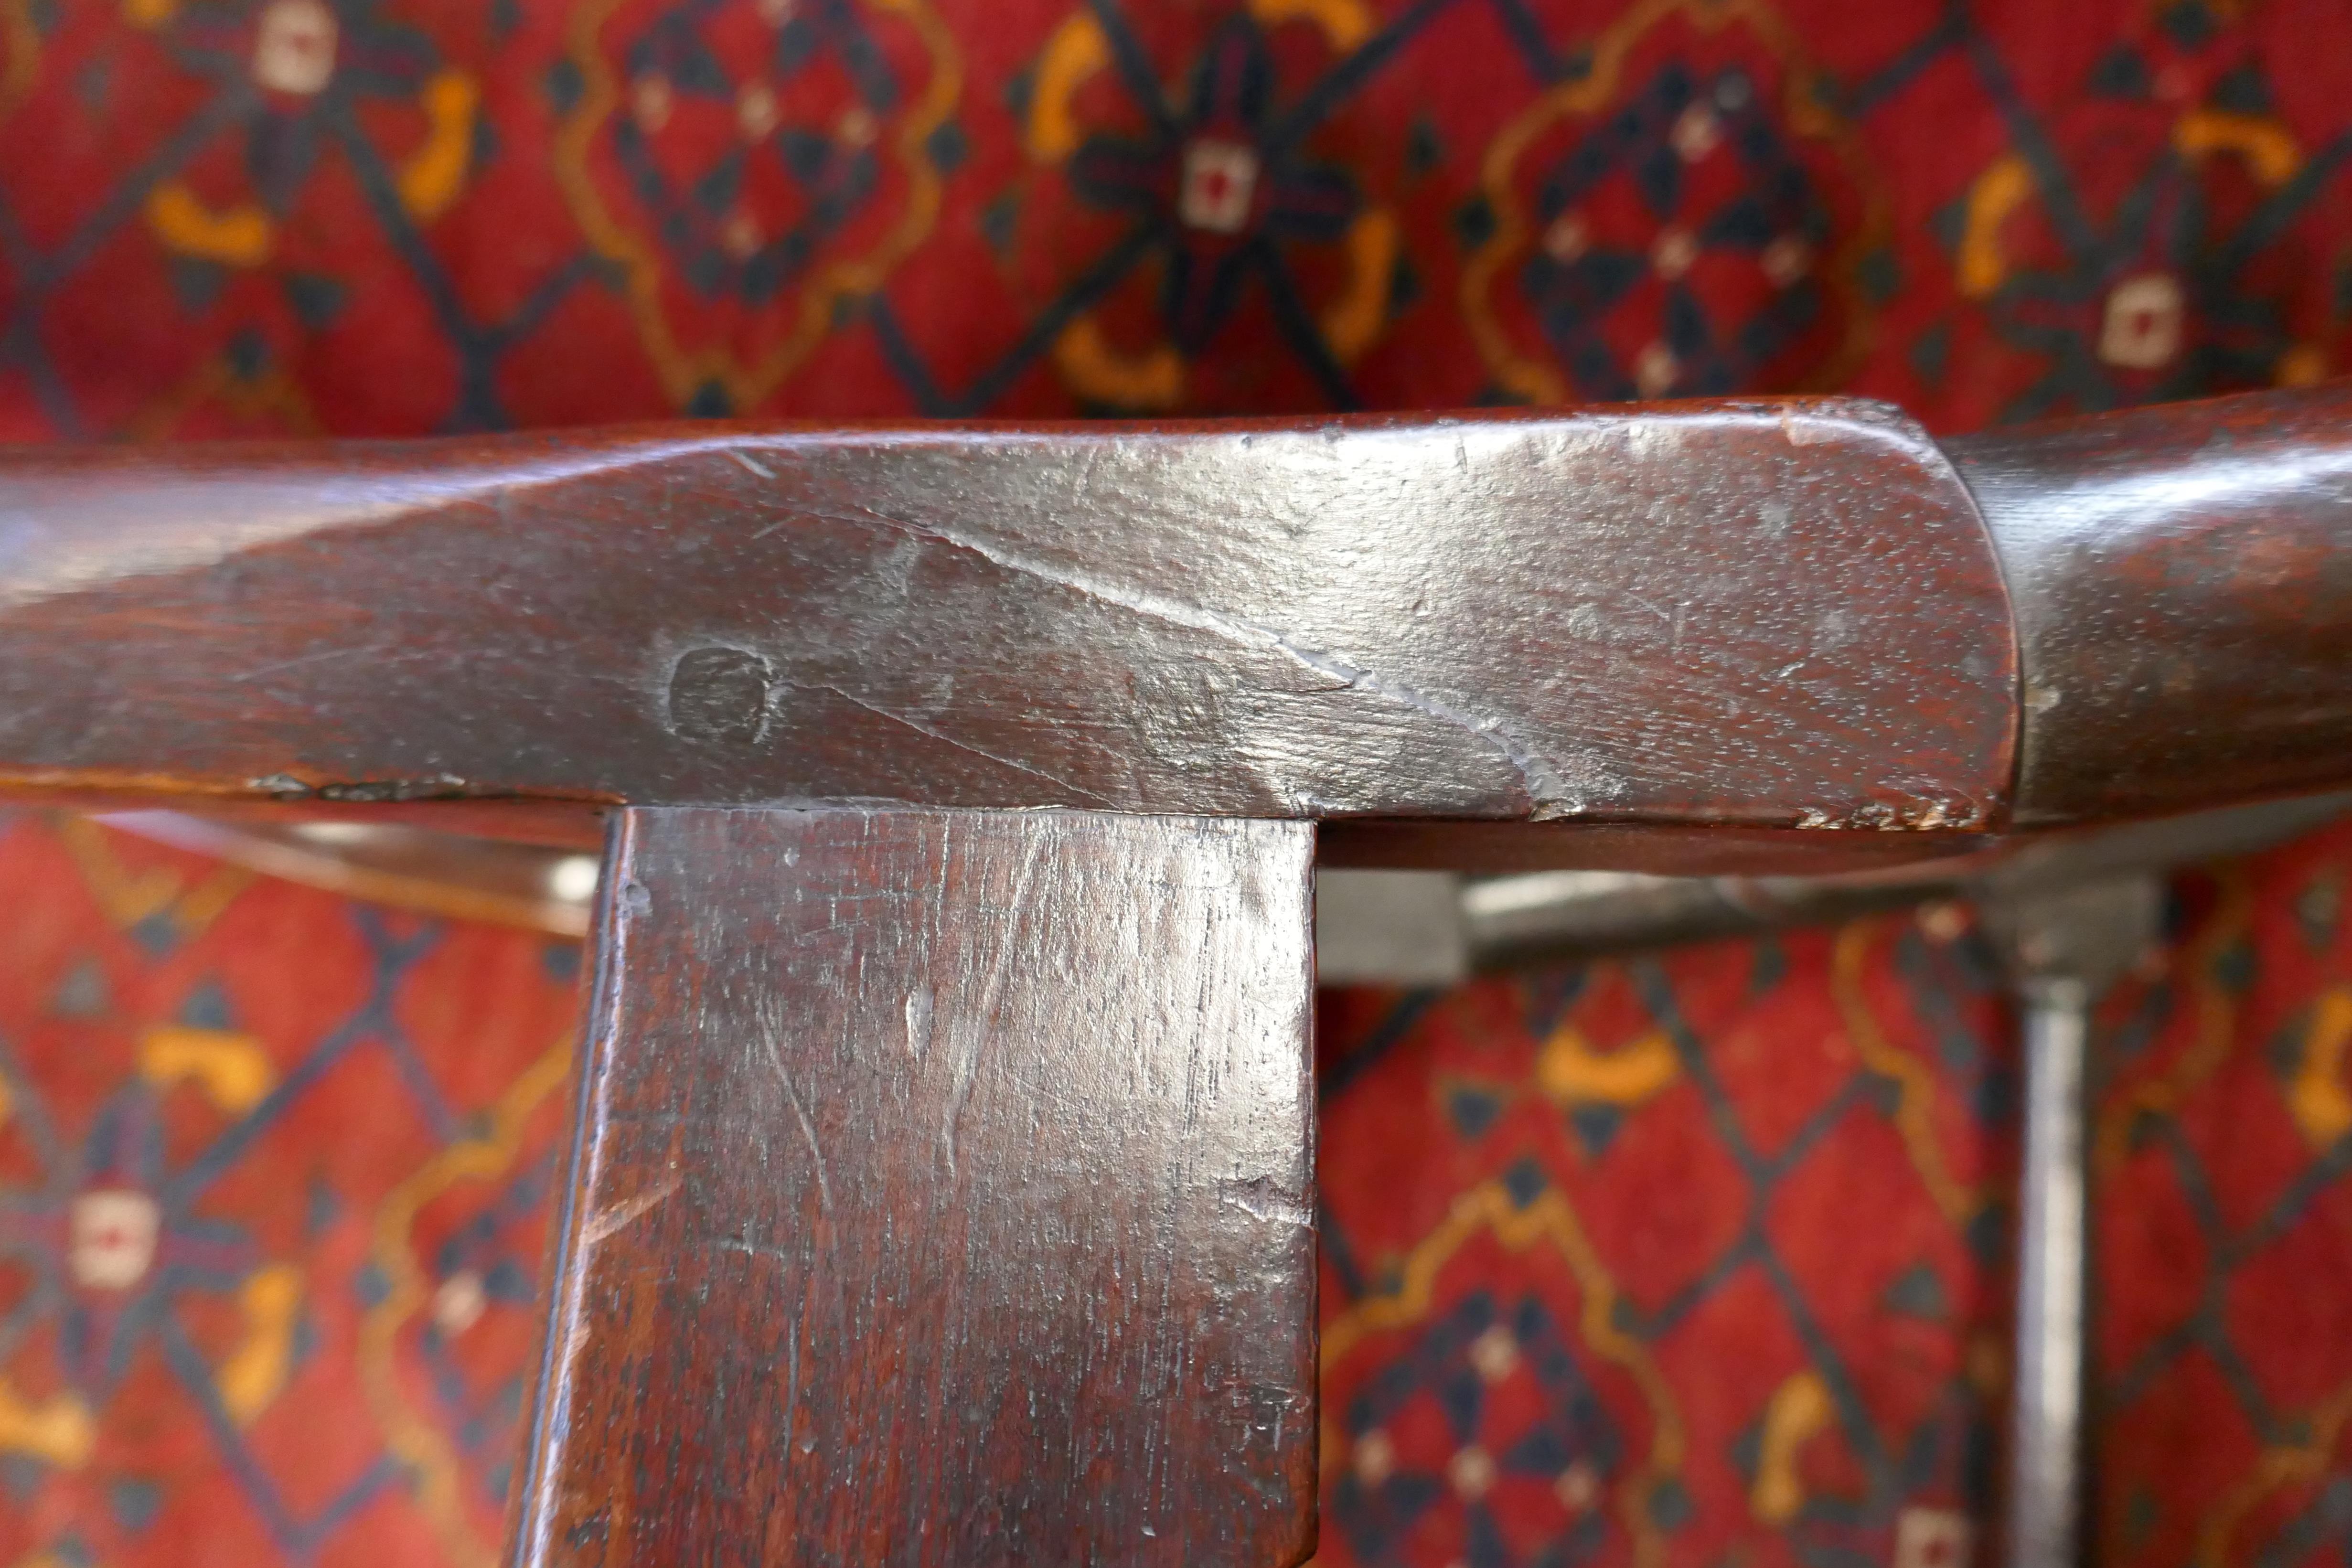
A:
[{"xmin": 511, "ymin": 807, "xmax": 1319, "ymax": 1568}]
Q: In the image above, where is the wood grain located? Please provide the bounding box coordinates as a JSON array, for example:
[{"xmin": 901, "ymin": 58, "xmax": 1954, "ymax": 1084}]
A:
[
  {"xmin": 1952, "ymin": 381, "xmax": 2352, "ymax": 826},
  {"xmin": 514, "ymin": 807, "xmax": 1318, "ymax": 1568},
  {"xmin": 0, "ymin": 400, "xmax": 2015, "ymax": 837}
]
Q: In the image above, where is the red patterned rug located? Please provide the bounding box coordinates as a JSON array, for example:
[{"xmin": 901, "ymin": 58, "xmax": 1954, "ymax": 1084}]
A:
[
  {"xmin": 2, "ymin": 814, "xmax": 2352, "ymax": 1568},
  {"xmin": 4, "ymin": 0, "xmax": 2352, "ymax": 1563}
]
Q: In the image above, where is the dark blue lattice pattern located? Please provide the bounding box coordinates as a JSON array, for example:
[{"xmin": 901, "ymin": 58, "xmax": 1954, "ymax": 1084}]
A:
[
  {"xmin": 1333, "ymin": 1290, "xmax": 1625, "ymax": 1568},
  {"xmin": 615, "ymin": 0, "xmax": 900, "ymax": 301},
  {"xmin": 1520, "ymin": 63, "xmax": 1829, "ymax": 401}
]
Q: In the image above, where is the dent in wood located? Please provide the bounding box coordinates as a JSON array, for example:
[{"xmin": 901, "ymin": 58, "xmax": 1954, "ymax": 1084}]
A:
[{"xmin": 665, "ymin": 646, "xmax": 775, "ymax": 746}]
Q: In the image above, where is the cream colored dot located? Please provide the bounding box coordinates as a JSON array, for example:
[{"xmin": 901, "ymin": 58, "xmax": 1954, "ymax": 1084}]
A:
[
  {"xmin": 1447, "ymin": 1445, "xmax": 1496, "ymax": 1499},
  {"xmin": 836, "ymin": 105, "xmax": 879, "ymax": 147},
  {"xmin": 1468, "ymin": 1323, "xmax": 1519, "ymax": 1383},
  {"xmin": 252, "ymin": 0, "xmax": 337, "ymax": 96},
  {"xmin": 1634, "ymin": 341, "xmax": 1678, "ymax": 397},
  {"xmin": 1651, "ymin": 226, "xmax": 1698, "ymax": 279},
  {"xmin": 755, "ymin": 0, "xmax": 794, "ymax": 21},
  {"xmin": 738, "ymin": 81, "xmax": 779, "ymax": 140},
  {"xmin": 69, "ymin": 1189, "xmax": 160, "ymax": 1291},
  {"xmin": 1671, "ymin": 104, "xmax": 1720, "ymax": 162},
  {"xmin": 549, "ymin": 854, "xmax": 600, "ymax": 905},
  {"xmin": 1352, "ymin": 1428, "xmax": 1396, "ymax": 1486},
  {"xmin": 1894, "ymin": 1507, "xmax": 1974, "ymax": 1568},
  {"xmin": 721, "ymin": 208, "xmax": 764, "ymax": 259},
  {"xmin": 632, "ymin": 73, "xmax": 673, "ymax": 133},
  {"xmin": 1917, "ymin": 901, "xmax": 1968, "ymax": 942},
  {"xmin": 1178, "ymin": 138, "xmax": 1260, "ymax": 233},
  {"xmin": 2098, "ymin": 271, "xmax": 2186, "ymax": 371},
  {"xmin": 1555, "ymin": 1460, "xmax": 1601, "ymax": 1511},
  {"xmin": 1543, "ymin": 210, "xmax": 1589, "ymax": 263},
  {"xmin": 432, "ymin": 1269, "xmax": 488, "ymax": 1335},
  {"xmin": 1762, "ymin": 233, "xmax": 1812, "ymax": 287}
]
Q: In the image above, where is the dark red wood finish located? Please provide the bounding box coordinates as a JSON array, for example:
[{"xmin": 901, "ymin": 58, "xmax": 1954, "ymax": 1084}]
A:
[
  {"xmin": 14, "ymin": 383, "xmax": 2352, "ymax": 1568},
  {"xmin": 1952, "ymin": 381, "xmax": 2352, "ymax": 826},
  {"xmin": 514, "ymin": 807, "xmax": 1318, "ymax": 1568},
  {"xmin": 0, "ymin": 399, "xmax": 2015, "ymax": 850}
]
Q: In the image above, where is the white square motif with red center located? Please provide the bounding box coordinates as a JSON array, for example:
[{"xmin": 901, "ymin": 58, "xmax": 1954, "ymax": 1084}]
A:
[
  {"xmin": 70, "ymin": 1189, "xmax": 160, "ymax": 1291},
  {"xmin": 1894, "ymin": 1507, "xmax": 1973, "ymax": 1568},
  {"xmin": 1179, "ymin": 139, "xmax": 1260, "ymax": 234}
]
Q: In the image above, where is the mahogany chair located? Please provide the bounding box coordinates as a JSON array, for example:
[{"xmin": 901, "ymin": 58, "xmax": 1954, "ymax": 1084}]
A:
[{"xmin": 2, "ymin": 382, "xmax": 2348, "ymax": 1566}]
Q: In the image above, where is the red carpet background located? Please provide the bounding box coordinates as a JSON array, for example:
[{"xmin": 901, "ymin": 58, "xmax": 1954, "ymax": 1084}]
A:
[
  {"xmin": 11, "ymin": 813, "xmax": 2352, "ymax": 1568},
  {"xmin": 4, "ymin": 0, "xmax": 2352, "ymax": 1563}
]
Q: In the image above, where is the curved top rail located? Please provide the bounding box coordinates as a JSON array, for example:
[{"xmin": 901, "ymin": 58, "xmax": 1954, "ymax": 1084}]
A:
[{"xmin": 0, "ymin": 397, "xmax": 2015, "ymax": 864}]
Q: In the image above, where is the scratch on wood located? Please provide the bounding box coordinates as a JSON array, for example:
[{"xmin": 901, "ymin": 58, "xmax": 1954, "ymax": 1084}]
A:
[
  {"xmin": 726, "ymin": 449, "xmax": 776, "ymax": 479},
  {"xmin": 778, "ymin": 676, "xmax": 1115, "ymax": 806},
  {"xmin": 803, "ymin": 501, "xmax": 1621, "ymax": 814},
  {"xmin": 1780, "ymin": 410, "xmax": 1841, "ymax": 447},
  {"xmin": 581, "ymin": 1173, "xmax": 679, "ymax": 1245},
  {"xmin": 524, "ymin": 808, "xmax": 1321, "ymax": 1564},
  {"xmin": 940, "ymin": 827, "xmax": 1046, "ymax": 1175},
  {"xmin": 228, "ymin": 644, "xmax": 388, "ymax": 684},
  {"xmin": 1219, "ymin": 1181, "xmax": 1312, "ymax": 1229},
  {"xmin": 904, "ymin": 985, "xmax": 933, "ymax": 1061},
  {"xmin": 762, "ymin": 1032, "xmax": 833, "ymax": 1211}
]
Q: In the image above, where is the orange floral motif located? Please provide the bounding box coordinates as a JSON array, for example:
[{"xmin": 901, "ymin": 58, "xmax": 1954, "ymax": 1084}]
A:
[
  {"xmin": 130, "ymin": 0, "xmax": 479, "ymax": 271},
  {"xmin": 1014, "ymin": 0, "xmax": 1401, "ymax": 410},
  {"xmin": 556, "ymin": 0, "xmax": 960, "ymax": 412},
  {"xmin": 1463, "ymin": 0, "xmax": 1883, "ymax": 405}
]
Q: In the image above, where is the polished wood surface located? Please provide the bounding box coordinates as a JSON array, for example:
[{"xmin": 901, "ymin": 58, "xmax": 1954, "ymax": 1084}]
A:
[
  {"xmin": 14, "ymin": 384, "xmax": 2352, "ymax": 862},
  {"xmin": 1952, "ymin": 381, "xmax": 2352, "ymax": 826},
  {"xmin": 515, "ymin": 807, "xmax": 1317, "ymax": 1568},
  {"xmin": 0, "ymin": 399, "xmax": 2014, "ymax": 848},
  {"xmin": 12, "ymin": 384, "xmax": 2352, "ymax": 1568}
]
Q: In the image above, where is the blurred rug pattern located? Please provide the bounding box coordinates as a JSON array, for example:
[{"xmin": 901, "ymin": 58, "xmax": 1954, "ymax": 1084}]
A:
[
  {"xmin": 3, "ymin": 0, "xmax": 2352, "ymax": 1565},
  {"xmin": 0, "ymin": 816, "xmax": 578, "ymax": 1568},
  {"xmin": 1317, "ymin": 835, "xmax": 2352, "ymax": 1568},
  {"xmin": 4, "ymin": 0, "xmax": 2350, "ymax": 436},
  {"xmin": 3, "ymin": 813, "xmax": 2352, "ymax": 1568}
]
